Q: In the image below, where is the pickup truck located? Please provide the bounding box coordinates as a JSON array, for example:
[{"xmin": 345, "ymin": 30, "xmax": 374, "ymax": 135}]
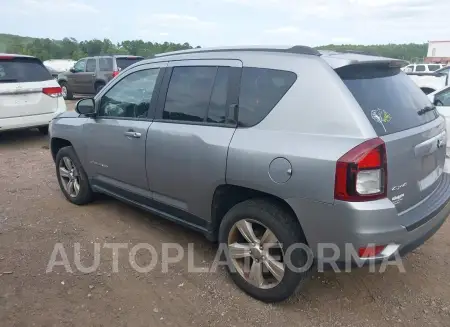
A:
[{"xmin": 407, "ymin": 66, "xmax": 450, "ymax": 94}]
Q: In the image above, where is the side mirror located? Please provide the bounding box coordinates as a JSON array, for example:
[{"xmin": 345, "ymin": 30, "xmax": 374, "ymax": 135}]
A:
[
  {"xmin": 76, "ymin": 98, "xmax": 96, "ymax": 116},
  {"xmin": 434, "ymin": 98, "xmax": 444, "ymax": 106},
  {"xmin": 70, "ymin": 68, "xmax": 76, "ymax": 73}
]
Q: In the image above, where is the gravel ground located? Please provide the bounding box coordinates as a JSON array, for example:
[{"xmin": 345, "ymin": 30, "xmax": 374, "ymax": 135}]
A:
[{"xmin": 0, "ymin": 103, "xmax": 450, "ymax": 327}]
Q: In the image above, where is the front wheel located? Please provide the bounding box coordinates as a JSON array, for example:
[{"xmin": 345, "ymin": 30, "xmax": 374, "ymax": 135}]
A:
[
  {"xmin": 55, "ymin": 146, "xmax": 93, "ymax": 205},
  {"xmin": 218, "ymin": 199, "xmax": 312, "ymax": 302}
]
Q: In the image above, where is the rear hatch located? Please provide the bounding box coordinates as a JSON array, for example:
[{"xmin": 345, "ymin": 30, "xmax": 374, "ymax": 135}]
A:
[
  {"xmin": 0, "ymin": 56, "xmax": 60, "ymax": 118},
  {"xmin": 338, "ymin": 63, "xmax": 446, "ymax": 213}
]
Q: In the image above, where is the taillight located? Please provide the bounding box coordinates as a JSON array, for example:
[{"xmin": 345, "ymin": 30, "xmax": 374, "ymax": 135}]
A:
[
  {"xmin": 0, "ymin": 55, "xmax": 14, "ymax": 60},
  {"xmin": 112, "ymin": 71, "xmax": 119, "ymax": 78},
  {"xmin": 42, "ymin": 86, "xmax": 62, "ymax": 98},
  {"xmin": 334, "ymin": 138, "xmax": 387, "ymax": 201},
  {"xmin": 358, "ymin": 245, "xmax": 386, "ymax": 258}
]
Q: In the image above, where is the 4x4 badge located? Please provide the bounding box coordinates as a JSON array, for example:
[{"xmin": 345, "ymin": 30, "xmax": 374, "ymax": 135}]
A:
[{"xmin": 371, "ymin": 109, "xmax": 392, "ymax": 132}]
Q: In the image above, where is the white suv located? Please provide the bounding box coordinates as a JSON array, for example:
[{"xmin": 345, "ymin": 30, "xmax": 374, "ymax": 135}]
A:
[
  {"xmin": 403, "ymin": 63, "xmax": 445, "ymax": 73},
  {"xmin": 0, "ymin": 54, "xmax": 66, "ymax": 134}
]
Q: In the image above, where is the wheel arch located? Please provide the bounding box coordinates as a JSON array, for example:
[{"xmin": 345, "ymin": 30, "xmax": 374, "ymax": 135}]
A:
[
  {"xmin": 210, "ymin": 184, "xmax": 306, "ymax": 243},
  {"xmin": 50, "ymin": 138, "xmax": 73, "ymax": 162}
]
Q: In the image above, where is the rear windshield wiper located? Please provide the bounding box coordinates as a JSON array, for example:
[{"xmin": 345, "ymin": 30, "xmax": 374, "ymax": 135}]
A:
[
  {"xmin": 418, "ymin": 105, "xmax": 436, "ymax": 116},
  {"xmin": 0, "ymin": 79, "xmax": 18, "ymax": 83}
]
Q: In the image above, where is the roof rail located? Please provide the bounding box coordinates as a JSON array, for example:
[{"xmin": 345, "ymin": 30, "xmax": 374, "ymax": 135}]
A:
[{"xmin": 154, "ymin": 45, "xmax": 320, "ymax": 58}]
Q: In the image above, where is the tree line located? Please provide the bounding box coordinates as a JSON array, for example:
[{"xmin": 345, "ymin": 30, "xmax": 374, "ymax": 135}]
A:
[
  {"xmin": 0, "ymin": 34, "xmax": 427, "ymax": 62},
  {"xmin": 2, "ymin": 35, "xmax": 198, "ymax": 61}
]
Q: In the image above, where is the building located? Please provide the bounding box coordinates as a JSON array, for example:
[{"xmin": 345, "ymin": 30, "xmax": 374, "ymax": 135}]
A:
[{"xmin": 425, "ymin": 40, "xmax": 450, "ymax": 64}]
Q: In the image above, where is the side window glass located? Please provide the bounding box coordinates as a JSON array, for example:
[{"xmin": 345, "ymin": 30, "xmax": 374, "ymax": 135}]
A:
[
  {"xmin": 99, "ymin": 58, "xmax": 113, "ymax": 71},
  {"xmin": 86, "ymin": 59, "xmax": 96, "ymax": 73},
  {"xmin": 98, "ymin": 68, "xmax": 160, "ymax": 118},
  {"xmin": 207, "ymin": 67, "xmax": 229, "ymax": 123},
  {"xmin": 404, "ymin": 65, "xmax": 413, "ymax": 73},
  {"xmin": 436, "ymin": 88, "xmax": 450, "ymax": 106},
  {"xmin": 415, "ymin": 65, "xmax": 425, "ymax": 72},
  {"xmin": 238, "ymin": 67, "xmax": 297, "ymax": 127},
  {"xmin": 73, "ymin": 59, "xmax": 86, "ymax": 72},
  {"xmin": 163, "ymin": 66, "xmax": 217, "ymax": 122}
]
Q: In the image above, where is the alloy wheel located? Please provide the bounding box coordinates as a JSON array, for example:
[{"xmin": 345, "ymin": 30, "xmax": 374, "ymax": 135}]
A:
[
  {"xmin": 59, "ymin": 157, "xmax": 80, "ymax": 198},
  {"xmin": 228, "ymin": 219, "xmax": 285, "ymax": 289}
]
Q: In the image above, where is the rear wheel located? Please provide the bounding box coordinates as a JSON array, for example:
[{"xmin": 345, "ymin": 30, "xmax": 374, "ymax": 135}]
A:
[
  {"xmin": 218, "ymin": 199, "xmax": 312, "ymax": 302},
  {"xmin": 95, "ymin": 82, "xmax": 105, "ymax": 94},
  {"xmin": 60, "ymin": 82, "xmax": 73, "ymax": 100},
  {"xmin": 56, "ymin": 146, "xmax": 93, "ymax": 205}
]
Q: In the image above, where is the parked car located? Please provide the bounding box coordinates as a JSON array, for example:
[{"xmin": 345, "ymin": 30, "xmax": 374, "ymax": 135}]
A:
[
  {"xmin": 407, "ymin": 65, "xmax": 450, "ymax": 94},
  {"xmin": 44, "ymin": 59, "xmax": 76, "ymax": 78},
  {"xmin": 402, "ymin": 63, "xmax": 445, "ymax": 73},
  {"xmin": 57, "ymin": 55, "xmax": 143, "ymax": 100},
  {"xmin": 428, "ymin": 85, "xmax": 450, "ymax": 161},
  {"xmin": 49, "ymin": 46, "xmax": 450, "ymax": 302},
  {"xmin": 0, "ymin": 53, "xmax": 66, "ymax": 134}
]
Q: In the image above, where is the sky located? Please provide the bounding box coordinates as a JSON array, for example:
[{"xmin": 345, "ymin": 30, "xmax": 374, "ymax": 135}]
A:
[{"xmin": 1, "ymin": 0, "xmax": 450, "ymax": 47}]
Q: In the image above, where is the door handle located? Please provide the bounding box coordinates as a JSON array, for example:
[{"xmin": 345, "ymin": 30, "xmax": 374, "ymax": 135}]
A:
[{"xmin": 124, "ymin": 131, "xmax": 141, "ymax": 138}]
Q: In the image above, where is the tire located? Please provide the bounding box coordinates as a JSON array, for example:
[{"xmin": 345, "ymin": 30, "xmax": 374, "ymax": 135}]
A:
[
  {"xmin": 95, "ymin": 82, "xmax": 105, "ymax": 94},
  {"xmin": 55, "ymin": 146, "xmax": 93, "ymax": 205},
  {"xmin": 218, "ymin": 199, "xmax": 312, "ymax": 303},
  {"xmin": 60, "ymin": 81, "xmax": 73, "ymax": 100},
  {"xmin": 38, "ymin": 126, "xmax": 48, "ymax": 135}
]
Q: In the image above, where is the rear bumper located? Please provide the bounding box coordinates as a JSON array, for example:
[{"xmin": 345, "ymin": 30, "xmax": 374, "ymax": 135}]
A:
[
  {"xmin": 0, "ymin": 109, "xmax": 65, "ymax": 132},
  {"xmin": 286, "ymin": 173, "xmax": 450, "ymax": 265}
]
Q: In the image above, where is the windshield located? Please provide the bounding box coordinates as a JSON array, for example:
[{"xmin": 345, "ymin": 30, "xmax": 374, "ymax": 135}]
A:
[
  {"xmin": 0, "ymin": 57, "xmax": 52, "ymax": 83},
  {"xmin": 338, "ymin": 65, "xmax": 439, "ymax": 136}
]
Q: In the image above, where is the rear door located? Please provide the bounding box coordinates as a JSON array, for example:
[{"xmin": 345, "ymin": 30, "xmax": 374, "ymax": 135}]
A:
[
  {"xmin": 146, "ymin": 60, "xmax": 241, "ymax": 223},
  {"xmin": 0, "ymin": 56, "xmax": 59, "ymax": 118},
  {"xmin": 339, "ymin": 64, "xmax": 446, "ymax": 213}
]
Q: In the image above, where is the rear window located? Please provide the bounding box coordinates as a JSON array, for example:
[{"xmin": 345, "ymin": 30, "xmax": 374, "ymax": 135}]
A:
[
  {"xmin": 238, "ymin": 67, "xmax": 297, "ymax": 127},
  {"xmin": 428, "ymin": 64, "xmax": 441, "ymax": 71},
  {"xmin": 116, "ymin": 57, "xmax": 143, "ymax": 70},
  {"xmin": 339, "ymin": 65, "xmax": 439, "ymax": 136},
  {"xmin": 0, "ymin": 57, "xmax": 52, "ymax": 83}
]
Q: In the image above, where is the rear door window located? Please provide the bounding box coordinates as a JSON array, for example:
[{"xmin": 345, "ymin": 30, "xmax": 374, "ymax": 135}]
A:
[
  {"xmin": 86, "ymin": 59, "xmax": 96, "ymax": 72},
  {"xmin": 338, "ymin": 65, "xmax": 439, "ymax": 136},
  {"xmin": 238, "ymin": 67, "xmax": 297, "ymax": 127},
  {"xmin": 99, "ymin": 58, "xmax": 113, "ymax": 71},
  {"xmin": 415, "ymin": 65, "xmax": 426, "ymax": 72},
  {"xmin": 163, "ymin": 66, "xmax": 217, "ymax": 122},
  {"xmin": 116, "ymin": 57, "xmax": 144, "ymax": 70},
  {"xmin": 0, "ymin": 57, "xmax": 52, "ymax": 83}
]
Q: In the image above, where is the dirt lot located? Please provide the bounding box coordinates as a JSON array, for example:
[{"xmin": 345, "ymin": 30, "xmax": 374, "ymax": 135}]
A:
[{"xmin": 1, "ymin": 102, "xmax": 450, "ymax": 327}]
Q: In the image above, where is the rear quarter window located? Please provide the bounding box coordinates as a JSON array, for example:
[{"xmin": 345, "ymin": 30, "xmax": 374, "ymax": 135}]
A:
[
  {"xmin": 0, "ymin": 57, "xmax": 52, "ymax": 83},
  {"xmin": 338, "ymin": 65, "xmax": 439, "ymax": 136},
  {"xmin": 238, "ymin": 67, "xmax": 297, "ymax": 127},
  {"xmin": 116, "ymin": 57, "xmax": 143, "ymax": 70}
]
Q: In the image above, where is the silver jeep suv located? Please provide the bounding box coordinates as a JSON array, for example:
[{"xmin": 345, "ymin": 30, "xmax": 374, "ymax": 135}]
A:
[{"xmin": 50, "ymin": 46, "xmax": 450, "ymax": 302}]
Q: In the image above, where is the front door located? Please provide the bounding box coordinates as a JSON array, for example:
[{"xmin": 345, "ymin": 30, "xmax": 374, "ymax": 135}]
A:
[
  {"xmin": 66, "ymin": 59, "xmax": 86, "ymax": 93},
  {"xmin": 84, "ymin": 64, "xmax": 164, "ymax": 192},
  {"xmin": 79, "ymin": 58, "xmax": 97, "ymax": 94},
  {"xmin": 146, "ymin": 60, "xmax": 242, "ymax": 223}
]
